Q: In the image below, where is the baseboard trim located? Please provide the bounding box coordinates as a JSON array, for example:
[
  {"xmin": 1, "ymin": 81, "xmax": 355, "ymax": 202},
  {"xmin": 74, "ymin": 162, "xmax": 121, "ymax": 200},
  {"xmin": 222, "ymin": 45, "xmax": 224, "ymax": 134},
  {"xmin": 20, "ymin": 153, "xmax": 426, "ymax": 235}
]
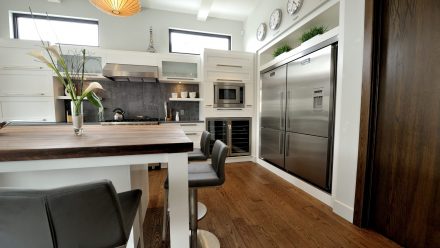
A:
[
  {"xmin": 256, "ymin": 158, "xmax": 332, "ymax": 206},
  {"xmin": 332, "ymin": 199, "xmax": 354, "ymax": 222}
]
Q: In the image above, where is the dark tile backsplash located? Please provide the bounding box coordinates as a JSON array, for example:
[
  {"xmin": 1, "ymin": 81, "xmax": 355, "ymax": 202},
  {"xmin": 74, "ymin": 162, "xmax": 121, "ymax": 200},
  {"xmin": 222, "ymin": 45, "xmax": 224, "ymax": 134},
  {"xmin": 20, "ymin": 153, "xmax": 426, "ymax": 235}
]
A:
[{"xmin": 78, "ymin": 80, "xmax": 199, "ymax": 122}]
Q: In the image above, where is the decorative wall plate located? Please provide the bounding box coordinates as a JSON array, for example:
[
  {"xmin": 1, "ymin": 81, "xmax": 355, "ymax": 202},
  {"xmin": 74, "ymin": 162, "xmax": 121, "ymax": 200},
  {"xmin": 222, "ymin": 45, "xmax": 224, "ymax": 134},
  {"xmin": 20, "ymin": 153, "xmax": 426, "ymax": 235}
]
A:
[
  {"xmin": 287, "ymin": 0, "xmax": 303, "ymax": 15},
  {"xmin": 256, "ymin": 23, "xmax": 267, "ymax": 41},
  {"xmin": 269, "ymin": 9, "xmax": 282, "ymax": 30}
]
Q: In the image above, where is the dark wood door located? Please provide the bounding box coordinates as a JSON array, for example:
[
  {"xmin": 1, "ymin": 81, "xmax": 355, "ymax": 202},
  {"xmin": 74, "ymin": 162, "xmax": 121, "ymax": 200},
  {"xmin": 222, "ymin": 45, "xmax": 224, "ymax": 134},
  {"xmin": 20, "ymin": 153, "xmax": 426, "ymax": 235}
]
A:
[{"xmin": 367, "ymin": 0, "xmax": 440, "ymax": 246}]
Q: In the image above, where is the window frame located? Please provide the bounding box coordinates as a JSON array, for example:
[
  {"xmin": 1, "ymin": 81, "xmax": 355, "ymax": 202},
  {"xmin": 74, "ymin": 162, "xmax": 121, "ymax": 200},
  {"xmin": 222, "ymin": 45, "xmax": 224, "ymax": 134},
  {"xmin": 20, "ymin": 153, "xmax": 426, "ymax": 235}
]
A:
[
  {"xmin": 168, "ymin": 28, "xmax": 231, "ymax": 55},
  {"xmin": 12, "ymin": 12, "xmax": 99, "ymax": 47}
]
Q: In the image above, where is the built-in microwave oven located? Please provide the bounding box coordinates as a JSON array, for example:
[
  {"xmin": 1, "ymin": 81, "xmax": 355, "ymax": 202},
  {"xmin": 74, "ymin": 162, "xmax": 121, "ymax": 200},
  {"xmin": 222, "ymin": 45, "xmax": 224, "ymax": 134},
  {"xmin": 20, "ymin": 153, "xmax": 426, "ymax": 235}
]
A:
[{"xmin": 214, "ymin": 82, "xmax": 245, "ymax": 108}]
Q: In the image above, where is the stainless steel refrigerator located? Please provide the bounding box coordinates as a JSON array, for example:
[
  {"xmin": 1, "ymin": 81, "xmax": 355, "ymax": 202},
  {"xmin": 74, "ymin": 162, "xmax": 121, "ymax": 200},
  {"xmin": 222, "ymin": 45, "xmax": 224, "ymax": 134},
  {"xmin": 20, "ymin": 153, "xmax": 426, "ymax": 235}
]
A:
[{"xmin": 260, "ymin": 44, "xmax": 337, "ymax": 192}]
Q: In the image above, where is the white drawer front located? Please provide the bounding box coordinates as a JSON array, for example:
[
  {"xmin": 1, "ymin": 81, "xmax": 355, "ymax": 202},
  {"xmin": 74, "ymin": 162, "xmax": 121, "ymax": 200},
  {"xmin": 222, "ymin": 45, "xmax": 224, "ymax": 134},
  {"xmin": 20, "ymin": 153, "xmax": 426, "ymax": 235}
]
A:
[
  {"xmin": 178, "ymin": 123, "xmax": 204, "ymax": 132},
  {"xmin": 0, "ymin": 72, "xmax": 54, "ymax": 97},
  {"xmin": 0, "ymin": 47, "xmax": 51, "ymax": 70},
  {"xmin": 206, "ymin": 55, "xmax": 252, "ymax": 72},
  {"xmin": 1, "ymin": 98, "xmax": 55, "ymax": 122},
  {"xmin": 185, "ymin": 131, "xmax": 202, "ymax": 148},
  {"xmin": 206, "ymin": 70, "xmax": 251, "ymax": 82}
]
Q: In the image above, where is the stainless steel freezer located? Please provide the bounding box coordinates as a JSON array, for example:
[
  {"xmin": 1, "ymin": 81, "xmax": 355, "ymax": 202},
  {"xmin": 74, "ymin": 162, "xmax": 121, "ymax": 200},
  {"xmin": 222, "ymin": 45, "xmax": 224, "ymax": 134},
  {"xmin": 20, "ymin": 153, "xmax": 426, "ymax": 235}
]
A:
[
  {"xmin": 260, "ymin": 65, "xmax": 286, "ymax": 131},
  {"xmin": 260, "ymin": 42, "xmax": 337, "ymax": 192},
  {"xmin": 260, "ymin": 65, "xmax": 287, "ymax": 169}
]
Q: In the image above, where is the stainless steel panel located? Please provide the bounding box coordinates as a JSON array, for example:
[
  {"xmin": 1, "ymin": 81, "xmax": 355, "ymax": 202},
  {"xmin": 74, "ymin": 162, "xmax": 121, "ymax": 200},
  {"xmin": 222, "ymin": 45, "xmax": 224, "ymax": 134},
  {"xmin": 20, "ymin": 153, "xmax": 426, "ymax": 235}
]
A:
[
  {"xmin": 259, "ymin": 127, "xmax": 285, "ymax": 169},
  {"xmin": 286, "ymin": 46, "xmax": 333, "ymax": 137},
  {"xmin": 285, "ymin": 132, "xmax": 329, "ymax": 190},
  {"xmin": 261, "ymin": 65, "xmax": 287, "ymax": 130}
]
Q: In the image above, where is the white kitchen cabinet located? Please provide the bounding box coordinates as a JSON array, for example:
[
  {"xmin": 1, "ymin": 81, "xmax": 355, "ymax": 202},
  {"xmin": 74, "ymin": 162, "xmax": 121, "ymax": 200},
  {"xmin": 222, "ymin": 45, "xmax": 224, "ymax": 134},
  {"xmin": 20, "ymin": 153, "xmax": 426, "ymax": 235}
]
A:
[
  {"xmin": 205, "ymin": 50, "xmax": 253, "ymax": 72},
  {"xmin": 0, "ymin": 40, "xmax": 51, "ymax": 71},
  {"xmin": 0, "ymin": 97, "xmax": 62, "ymax": 122},
  {"xmin": 202, "ymin": 49, "xmax": 255, "ymax": 115},
  {"xmin": 159, "ymin": 54, "xmax": 201, "ymax": 83},
  {"xmin": 160, "ymin": 122, "xmax": 204, "ymax": 148},
  {"xmin": 0, "ymin": 69, "xmax": 54, "ymax": 97}
]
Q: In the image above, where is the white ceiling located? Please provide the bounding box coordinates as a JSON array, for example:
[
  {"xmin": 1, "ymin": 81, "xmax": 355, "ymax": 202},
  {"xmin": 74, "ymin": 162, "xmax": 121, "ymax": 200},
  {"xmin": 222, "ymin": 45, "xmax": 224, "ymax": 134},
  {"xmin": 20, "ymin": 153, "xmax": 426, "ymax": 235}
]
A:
[{"xmin": 141, "ymin": 0, "xmax": 260, "ymax": 21}]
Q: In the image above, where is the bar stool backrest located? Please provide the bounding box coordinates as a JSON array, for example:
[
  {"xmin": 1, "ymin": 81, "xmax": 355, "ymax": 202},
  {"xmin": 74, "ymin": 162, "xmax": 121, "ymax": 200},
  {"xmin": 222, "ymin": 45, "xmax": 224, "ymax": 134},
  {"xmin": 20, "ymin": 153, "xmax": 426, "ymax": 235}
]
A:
[
  {"xmin": 211, "ymin": 140, "xmax": 228, "ymax": 185},
  {"xmin": 200, "ymin": 131, "xmax": 211, "ymax": 157}
]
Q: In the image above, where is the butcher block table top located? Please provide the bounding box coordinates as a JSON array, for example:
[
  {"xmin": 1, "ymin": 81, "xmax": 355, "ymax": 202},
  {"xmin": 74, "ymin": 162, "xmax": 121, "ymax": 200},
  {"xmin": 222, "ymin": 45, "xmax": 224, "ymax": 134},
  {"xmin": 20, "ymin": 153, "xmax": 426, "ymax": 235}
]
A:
[{"xmin": 0, "ymin": 125, "xmax": 193, "ymax": 162}]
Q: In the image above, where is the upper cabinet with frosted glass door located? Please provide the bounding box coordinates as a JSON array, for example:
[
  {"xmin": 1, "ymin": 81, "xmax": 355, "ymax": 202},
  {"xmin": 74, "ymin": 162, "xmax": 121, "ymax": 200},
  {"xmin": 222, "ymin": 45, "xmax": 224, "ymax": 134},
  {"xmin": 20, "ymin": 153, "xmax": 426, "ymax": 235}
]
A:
[{"xmin": 159, "ymin": 53, "xmax": 201, "ymax": 83}]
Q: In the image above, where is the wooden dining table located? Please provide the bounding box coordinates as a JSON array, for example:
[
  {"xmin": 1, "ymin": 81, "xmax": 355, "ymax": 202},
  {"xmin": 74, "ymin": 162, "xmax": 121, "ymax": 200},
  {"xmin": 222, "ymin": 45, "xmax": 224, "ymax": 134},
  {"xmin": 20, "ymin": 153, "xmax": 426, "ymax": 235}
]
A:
[{"xmin": 0, "ymin": 124, "xmax": 193, "ymax": 248}]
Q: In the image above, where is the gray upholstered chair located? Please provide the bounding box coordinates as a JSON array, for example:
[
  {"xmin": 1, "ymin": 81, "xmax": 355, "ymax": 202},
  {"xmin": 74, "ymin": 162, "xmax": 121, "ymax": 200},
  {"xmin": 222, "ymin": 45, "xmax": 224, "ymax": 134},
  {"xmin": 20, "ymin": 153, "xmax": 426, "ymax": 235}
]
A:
[
  {"xmin": 163, "ymin": 140, "xmax": 228, "ymax": 247},
  {"xmin": 0, "ymin": 180, "xmax": 141, "ymax": 248},
  {"xmin": 188, "ymin": 130, "xmax": 211, "ymax": 161}
]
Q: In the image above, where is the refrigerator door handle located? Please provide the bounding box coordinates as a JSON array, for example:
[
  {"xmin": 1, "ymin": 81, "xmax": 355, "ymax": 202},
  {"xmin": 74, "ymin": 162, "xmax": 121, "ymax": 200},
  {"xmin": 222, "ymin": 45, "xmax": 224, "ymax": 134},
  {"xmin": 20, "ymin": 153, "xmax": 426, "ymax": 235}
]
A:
[
  {"xmin": 280, "ymin": 91, "xmax": 284, "ymax": 129},
  {"xmin": 279, "ymin": 133, "xmax": 284, "ymax": 155},
  {"xmin": 287, "ymin": 90, "xmax": 291, "ymax": 129},
  {"xmin": 286, "ymin": 134, "xmax": 290, "ymax": 157}
]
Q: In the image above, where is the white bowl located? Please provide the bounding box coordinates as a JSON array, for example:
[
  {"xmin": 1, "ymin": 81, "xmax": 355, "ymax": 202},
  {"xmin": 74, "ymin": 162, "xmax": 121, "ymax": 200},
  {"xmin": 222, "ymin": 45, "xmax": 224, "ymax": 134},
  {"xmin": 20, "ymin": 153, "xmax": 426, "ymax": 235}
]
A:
[
  {"xmin": 189, "ymin": 92, "xmax": 196, "ymax": 98},
  {"xmin": 171, "ymin": 93, "xmax": 178, "ymax": 98},
  {"xmin": 181, "ymin": 91, "xmax": 188, "ymax": 98}
]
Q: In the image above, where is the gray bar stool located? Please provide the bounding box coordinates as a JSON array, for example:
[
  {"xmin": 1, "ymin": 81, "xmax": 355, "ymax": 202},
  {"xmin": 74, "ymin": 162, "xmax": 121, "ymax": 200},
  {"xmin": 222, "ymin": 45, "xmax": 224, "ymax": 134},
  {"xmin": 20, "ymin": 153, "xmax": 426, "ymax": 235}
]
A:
[
  {"xmin": 0, "ymin": 180, "xmax": 141, "ymax": 248},
  {"xmin": 163, "ymin": 140, "xmax": 228, "ymax": 248},
  {"xmin": 188, "ymin": 130, "xmax": 211, "ymax": 220}
]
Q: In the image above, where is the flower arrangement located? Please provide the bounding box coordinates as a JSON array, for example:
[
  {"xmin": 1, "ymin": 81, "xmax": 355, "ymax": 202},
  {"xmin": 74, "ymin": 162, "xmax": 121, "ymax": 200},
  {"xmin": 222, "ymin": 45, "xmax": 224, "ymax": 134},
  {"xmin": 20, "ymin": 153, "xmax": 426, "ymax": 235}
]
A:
[
  {"xmin": 30, "ymin": 44, "xmax": 104, "ymax": 135},
  {"xmin": 27, "ymin": 8, "xmax": 103, "ymax": 135},
  {"xmin": 29, "ymin": 46, "xmax": 103, "ymax": 113}
]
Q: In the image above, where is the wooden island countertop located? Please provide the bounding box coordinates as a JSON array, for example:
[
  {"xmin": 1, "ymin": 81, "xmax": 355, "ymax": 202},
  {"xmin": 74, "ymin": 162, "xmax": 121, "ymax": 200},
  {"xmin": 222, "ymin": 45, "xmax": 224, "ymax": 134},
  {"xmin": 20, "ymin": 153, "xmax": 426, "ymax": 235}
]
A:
[{"xmin": 0, "ymin": 124, "xmax": 193, "ymax": 162}]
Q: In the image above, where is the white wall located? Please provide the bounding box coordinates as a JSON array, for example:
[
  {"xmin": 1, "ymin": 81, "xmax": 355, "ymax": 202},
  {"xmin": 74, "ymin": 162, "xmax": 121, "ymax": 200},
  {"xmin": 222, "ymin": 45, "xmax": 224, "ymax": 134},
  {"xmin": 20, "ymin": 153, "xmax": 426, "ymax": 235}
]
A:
[
  {"xmin": 331, "ymin": 0, "xmax": 365, "ymax": 222},
  {"xmin": 246, "ymin": 0, "xmax": 365, "ymax": 223},
  {"xmin": 0, "ymin": 0, "xmax": 244, "ymax": 52},
  {"xmin": 243, "ymin": 0, "xmax": 327, "ymax": 52}
]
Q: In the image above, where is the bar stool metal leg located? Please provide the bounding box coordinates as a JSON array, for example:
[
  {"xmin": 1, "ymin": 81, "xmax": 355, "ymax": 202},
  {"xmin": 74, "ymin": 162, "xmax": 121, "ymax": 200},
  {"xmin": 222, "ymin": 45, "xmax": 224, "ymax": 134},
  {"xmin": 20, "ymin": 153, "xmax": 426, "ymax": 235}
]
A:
[
  {"xmin": 162, "ymin": 188, "xmax": 168, "ymax": 242},
  {"xmin": 189, "ymin": 188, "xmax": 198, "ymax": 248}
]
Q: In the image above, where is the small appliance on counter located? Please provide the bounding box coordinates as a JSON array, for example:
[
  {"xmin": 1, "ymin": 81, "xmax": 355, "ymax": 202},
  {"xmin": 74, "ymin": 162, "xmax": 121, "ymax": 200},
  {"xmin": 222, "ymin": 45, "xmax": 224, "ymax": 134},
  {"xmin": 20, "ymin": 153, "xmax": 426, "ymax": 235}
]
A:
[{"xmin": 112, "ymin": 108, "xmax": 125, "ymax": 121}]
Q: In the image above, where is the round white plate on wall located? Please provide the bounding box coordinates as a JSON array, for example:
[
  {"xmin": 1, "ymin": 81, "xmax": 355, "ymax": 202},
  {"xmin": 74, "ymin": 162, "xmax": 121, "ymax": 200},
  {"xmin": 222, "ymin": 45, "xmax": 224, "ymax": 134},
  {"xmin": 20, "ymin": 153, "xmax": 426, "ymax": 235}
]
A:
[
  {"xmin": 256, "ymin": 23, "xmax": 267, "ymax": 41},
  {"xmin": 287, "ymin": 0, "xmax": 303, "ymax": 15},
  {"xmin": 269, "ymin": 9, "xmax": 282, "ymax": 30}
]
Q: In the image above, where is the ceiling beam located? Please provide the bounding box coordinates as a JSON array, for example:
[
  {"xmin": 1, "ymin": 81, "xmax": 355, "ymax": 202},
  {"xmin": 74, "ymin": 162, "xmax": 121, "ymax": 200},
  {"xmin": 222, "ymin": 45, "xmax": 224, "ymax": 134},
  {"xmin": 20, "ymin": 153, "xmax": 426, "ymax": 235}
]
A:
[{"xmin": 197, "ymin": 0, "xmax": 214, "ymax": 21}]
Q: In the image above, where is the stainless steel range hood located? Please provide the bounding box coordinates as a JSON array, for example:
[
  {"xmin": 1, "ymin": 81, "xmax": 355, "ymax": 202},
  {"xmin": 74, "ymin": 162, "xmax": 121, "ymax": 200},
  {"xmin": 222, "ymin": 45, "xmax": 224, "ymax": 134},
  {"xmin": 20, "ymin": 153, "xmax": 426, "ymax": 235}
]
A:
[{"xmin": 103, "ymin": 63, "xmax": 158, "ymax": 82}]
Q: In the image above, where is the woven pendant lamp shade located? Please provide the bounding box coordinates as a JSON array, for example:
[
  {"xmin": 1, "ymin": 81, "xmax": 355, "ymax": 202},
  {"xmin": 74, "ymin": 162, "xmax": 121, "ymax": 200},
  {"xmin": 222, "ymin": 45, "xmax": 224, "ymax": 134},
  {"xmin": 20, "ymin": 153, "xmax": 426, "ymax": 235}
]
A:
[{"xmin": 89, "ymin": 0, "xmax": 141, "ymax": 17}]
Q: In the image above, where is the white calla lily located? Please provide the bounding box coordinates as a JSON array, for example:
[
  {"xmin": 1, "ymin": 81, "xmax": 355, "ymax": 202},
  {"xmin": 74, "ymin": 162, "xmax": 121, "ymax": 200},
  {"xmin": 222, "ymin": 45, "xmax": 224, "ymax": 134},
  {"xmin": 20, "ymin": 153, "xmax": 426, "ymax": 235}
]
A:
[{"xmin": 82, "ymin": 82, "xmax": 103, "ymax": 96}]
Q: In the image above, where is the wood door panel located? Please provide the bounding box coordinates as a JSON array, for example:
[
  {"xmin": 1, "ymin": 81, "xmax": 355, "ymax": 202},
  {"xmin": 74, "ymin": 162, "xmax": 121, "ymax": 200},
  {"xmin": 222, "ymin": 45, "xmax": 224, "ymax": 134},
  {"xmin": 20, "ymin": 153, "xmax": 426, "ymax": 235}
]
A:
[{"xmin": 369, "ymin": 0, "xmax": 440, "ymax": 246}]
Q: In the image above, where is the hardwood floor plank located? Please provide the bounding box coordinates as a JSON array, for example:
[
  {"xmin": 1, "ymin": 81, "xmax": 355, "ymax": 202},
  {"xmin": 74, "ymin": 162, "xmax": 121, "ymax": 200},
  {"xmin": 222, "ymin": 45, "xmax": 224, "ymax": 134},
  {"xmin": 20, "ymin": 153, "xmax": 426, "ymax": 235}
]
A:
[{"xmin": 144, "ymin": 162, "xmax": 399, "ymax": 248}]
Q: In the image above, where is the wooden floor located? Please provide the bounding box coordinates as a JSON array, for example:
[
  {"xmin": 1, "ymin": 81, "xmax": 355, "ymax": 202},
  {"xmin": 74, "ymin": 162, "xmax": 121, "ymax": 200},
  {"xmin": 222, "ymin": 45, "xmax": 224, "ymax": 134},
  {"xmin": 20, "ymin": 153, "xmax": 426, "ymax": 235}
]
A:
[{"xmin": 143, "ymin": 162, "xmax": 399, "ymax": 248}]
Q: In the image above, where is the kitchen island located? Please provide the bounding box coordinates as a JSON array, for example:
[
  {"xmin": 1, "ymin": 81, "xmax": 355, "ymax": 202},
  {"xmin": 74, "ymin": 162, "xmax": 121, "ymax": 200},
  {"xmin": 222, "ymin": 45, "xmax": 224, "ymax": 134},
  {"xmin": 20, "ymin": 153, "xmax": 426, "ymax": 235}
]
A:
[{"xmin": 0, "ymin": 124, "xmax": 193, "ymax": 248}]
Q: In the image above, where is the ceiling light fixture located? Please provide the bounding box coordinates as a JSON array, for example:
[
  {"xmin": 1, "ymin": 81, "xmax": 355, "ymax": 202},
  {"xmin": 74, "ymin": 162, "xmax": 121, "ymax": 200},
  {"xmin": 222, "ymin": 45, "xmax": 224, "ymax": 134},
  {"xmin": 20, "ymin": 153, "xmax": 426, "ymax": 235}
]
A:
[{"xmin": 89, "ymin": 0, "xmax": 141, "ymax": 17}]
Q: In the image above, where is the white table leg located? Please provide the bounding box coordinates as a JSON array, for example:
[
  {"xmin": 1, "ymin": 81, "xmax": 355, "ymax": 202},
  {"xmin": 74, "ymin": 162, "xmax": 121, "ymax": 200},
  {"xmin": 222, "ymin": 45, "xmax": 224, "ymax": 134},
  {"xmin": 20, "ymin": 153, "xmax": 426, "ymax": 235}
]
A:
[{"xmin": 167, "ymin": 153, "xmax": 189, "ymax": 248}]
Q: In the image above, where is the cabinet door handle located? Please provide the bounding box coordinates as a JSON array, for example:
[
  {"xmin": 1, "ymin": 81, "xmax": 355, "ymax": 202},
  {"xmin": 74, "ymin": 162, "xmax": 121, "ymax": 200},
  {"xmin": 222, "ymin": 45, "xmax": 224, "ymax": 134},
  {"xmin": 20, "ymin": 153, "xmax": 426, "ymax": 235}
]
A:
[
  {"xmin": 5, "ymin": 92, "xmax": 46, "ymax": 96},
  {"xmin": 1, "ymin": 66, "xmax": 44, "ymax": 70},
  {"xmin": 186, "ymin": 132, "xmax": 198, "ymax": 136},
  {"xmin": 166, "ymin": 77, "xmax": 195, "ymax": 80},
  {"xmin": 205, "ymin": 104, "xmax": 213, "ymax": 107},
  {"xmin": 216, "ymin": 79, "xmax": 243, "ymax": 82},
  {"xmin": 180, "ymin": 123, "xmax": 197, "ymax": 126},
  {"xmin": 217, "ymin": 108, "xmax": 243, "ymax": 111},
  {"xmin": 216, "ymin": 64, "xmax": 243, "ymax": 68}
]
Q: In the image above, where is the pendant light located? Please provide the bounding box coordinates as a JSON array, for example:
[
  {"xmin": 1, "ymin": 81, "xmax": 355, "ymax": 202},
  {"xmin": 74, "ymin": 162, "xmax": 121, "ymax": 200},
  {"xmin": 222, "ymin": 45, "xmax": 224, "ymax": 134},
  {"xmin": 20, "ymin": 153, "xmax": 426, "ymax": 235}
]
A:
[{"xmin": 89, "ymin": 0, "xmax": 141, "ymax": 17}]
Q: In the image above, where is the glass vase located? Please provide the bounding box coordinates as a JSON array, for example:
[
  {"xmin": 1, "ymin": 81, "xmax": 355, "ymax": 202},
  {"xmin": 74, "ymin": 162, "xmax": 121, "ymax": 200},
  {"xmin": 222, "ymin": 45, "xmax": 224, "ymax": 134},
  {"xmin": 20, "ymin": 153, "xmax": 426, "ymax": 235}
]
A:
[{"xmin": 71, "ymin": 101, "xmax": 84, "ymax": 136}]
